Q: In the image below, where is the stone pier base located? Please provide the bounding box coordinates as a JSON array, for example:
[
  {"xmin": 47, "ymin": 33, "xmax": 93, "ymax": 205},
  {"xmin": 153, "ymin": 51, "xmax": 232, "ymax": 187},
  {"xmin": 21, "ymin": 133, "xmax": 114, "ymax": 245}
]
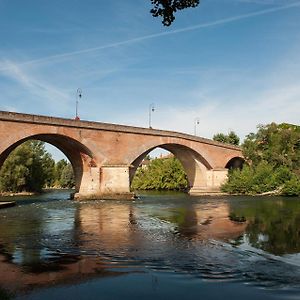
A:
[
  {"xmin": 74, "ymin": 192, "xmax": 136, "ymax": 201},
  {"xmin": 74, "ymin": 165, "xmax": 135, "ymax": 200},
  {"xmin": 189, "ymin": 168, "xmax": 228, "ymax": 196},
  {"xmin": 73, "ymin": 166, "xmax": 229, "ymax": 200},
  {"xmin": 188, "ymin": 187, "xmax": 224, "ymax": 196}
]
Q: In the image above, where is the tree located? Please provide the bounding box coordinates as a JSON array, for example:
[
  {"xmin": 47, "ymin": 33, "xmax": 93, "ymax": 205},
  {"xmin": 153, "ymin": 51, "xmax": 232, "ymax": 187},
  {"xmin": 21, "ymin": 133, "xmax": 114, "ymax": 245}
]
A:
[
  {"xmin": 227, "ymin": 131, "xmax": 240, "ymax": 146},
  {"xmin": 42, "ymin": 152, "xmax": 56, "ymax": 188},
  {"xmin": 0, "ymin": 141, "xmax": 56, "ymax": 193},
  {"xmin": 242, "ymin": 123, "xmax": 300, "ymax": 171},
  {"xmin": 222, "ymin": 123, "xmax": 300, "ymax": 196},
  {"xmin": 213, "ymin": 131, "xmax": 240, "ymax": 146},
  {"xmin": 150, "ymin": 0, "xmax": 200, "ymax": 26},
  {"xmin": 131, "ymin": 157, "xmax": 188, "ymax": 190},
  {"xmin": 59, "ymin": 163, "xmax": 75, "ymax": 188},
  {"xmin": 212, "ymin": 133, "xmax": 227, "ymax": 144},
  {"xmin": 54, "ymin": 159, "xmax": 68, "ymax": 186}
]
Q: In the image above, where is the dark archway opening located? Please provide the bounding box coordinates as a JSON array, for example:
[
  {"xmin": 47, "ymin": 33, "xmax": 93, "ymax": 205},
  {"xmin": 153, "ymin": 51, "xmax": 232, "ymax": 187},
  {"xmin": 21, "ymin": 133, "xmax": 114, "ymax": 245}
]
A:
[{"xmin": 225, "ymin": 157, "xmax": 245, "ymax": 170}]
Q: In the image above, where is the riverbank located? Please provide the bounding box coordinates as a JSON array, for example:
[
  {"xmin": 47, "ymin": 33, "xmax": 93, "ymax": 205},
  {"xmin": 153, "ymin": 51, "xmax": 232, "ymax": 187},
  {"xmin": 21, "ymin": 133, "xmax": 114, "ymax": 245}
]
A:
[
  {"xmin": 0, "ymin": 187, "xmax": 74, "ymax": 198},
  {"xmin": 0, "ymin": 201, "xmax": 16, "ymax": 208},
  {"xmin": 0, "ymin": 191, "xmax": 36, "ymax": 197}
]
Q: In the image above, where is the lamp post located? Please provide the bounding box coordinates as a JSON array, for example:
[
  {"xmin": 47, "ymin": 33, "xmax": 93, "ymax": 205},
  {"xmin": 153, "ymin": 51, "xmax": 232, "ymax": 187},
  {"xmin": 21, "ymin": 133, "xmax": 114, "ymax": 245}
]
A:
[
  {"xmin": 75, "ymin": 88, "xmax": 82, "ymax": 120},
  {"xmin": 149, "ymin": 103, "xmax": 155, "ymax": 128},
  {"xmin": 194, "ymin": 117, "xmax": 200, "ymax": 136}
]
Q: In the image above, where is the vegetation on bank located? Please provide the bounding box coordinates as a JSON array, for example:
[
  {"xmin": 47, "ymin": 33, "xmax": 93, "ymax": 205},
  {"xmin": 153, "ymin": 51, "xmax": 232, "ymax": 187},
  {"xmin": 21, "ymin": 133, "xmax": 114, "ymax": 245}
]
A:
[
  {"xmin": 222, "ymin": 123, "xmax": 300, "ymax": 196},
  {"xmin": 131, "ymin": 157, "xmax": 188, "ymax": 191},
  {"xmin": 0, "ymin": 141, "xmax": 75, "ymax": 193},
  {"xmin": 0, "ymin": 287, "xmax": 13, "ymax": 300}
]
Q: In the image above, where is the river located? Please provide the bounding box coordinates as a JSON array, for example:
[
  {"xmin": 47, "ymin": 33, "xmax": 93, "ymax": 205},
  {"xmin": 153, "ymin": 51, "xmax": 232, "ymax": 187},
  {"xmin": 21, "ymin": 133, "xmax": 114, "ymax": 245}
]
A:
[{"xmin": 0, "ymin": 190, "xmax": 300, "ymax": 299}]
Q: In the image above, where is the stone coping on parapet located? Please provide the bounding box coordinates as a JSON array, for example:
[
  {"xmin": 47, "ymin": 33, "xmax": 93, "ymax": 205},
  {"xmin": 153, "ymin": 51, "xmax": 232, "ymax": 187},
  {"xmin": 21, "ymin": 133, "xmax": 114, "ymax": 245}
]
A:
[{"xmin": 0, "ymin": 110, "xmax": 241, "ymax": 151}]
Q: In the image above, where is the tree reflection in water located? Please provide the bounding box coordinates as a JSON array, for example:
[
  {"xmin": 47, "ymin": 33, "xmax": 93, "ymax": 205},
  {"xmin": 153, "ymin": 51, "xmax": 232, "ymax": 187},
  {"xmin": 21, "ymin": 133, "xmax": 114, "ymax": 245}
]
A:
[{"xmin": 229, "ymin": 197, "xmax": 300, "ymax": 255}]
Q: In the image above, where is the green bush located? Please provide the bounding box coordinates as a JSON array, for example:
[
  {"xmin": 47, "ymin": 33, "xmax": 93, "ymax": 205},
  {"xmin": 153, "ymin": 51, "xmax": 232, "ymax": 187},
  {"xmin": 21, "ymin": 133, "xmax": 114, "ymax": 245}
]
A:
[
  {"xmin": 223, "ymin": 123, "xmax": 300, "ymax": 196},
  {"xmin": 131, "ymin": 157, "xmax": 188, "ymax": 191},
  {"xmin": 282, "ymin": 176, "xmax": 300, "ymax": 196},
  {"xmin": 222, "ymin": 162, "xmax": 298, "ymax": 195}
]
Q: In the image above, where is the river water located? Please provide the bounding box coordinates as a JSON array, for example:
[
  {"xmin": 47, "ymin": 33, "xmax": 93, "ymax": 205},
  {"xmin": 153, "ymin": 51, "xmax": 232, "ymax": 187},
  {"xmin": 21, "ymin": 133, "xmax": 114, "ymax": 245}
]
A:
[{"xmin": 0, "ymin": 190, "xmax": 300, "ymax": 299}]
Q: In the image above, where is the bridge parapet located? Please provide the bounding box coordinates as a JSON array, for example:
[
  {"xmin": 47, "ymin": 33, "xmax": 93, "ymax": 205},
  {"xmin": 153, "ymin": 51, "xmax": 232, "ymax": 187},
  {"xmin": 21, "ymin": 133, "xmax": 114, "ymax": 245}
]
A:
[{"xmin": 0, "ymin": 111, "xmax": 240, "ymax": 151}]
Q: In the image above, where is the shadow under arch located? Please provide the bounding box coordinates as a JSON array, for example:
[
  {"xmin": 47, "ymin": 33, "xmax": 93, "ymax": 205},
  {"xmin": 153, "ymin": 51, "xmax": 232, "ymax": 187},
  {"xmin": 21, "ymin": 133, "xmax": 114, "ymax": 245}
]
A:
[
  {"xmin": 0, "ymin": 134, "xmax": 96, "ymax": 193},
  {"xmin": 225, "ymin": 157, "xmax": 245, "ymax": 170},
  {"xmin": 129, "ymin": 143, "xmax": 213, "ymax": 189}
]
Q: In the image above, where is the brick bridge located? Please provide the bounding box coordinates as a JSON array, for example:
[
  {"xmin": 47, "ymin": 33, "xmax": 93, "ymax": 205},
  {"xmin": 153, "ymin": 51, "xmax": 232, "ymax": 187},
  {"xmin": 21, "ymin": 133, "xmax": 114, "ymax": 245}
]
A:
[{"xmin": 0, "ymin": 111, "xmax": 243, "ymax": 199}]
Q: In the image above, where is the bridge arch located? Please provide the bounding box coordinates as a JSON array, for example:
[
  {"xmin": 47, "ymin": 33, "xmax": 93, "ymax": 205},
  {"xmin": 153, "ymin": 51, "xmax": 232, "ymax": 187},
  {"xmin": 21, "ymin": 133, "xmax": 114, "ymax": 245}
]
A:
[
  {"xmin": 225, "ymin": 156, "xmax": 245, "ymax": 170},
  {"xmin": 0, "ymin": 134, "xmax": 96, "ymax": 193},
  {"xmin": 129, "ymin": 143, "xmax": 213, "ymax": 190}
]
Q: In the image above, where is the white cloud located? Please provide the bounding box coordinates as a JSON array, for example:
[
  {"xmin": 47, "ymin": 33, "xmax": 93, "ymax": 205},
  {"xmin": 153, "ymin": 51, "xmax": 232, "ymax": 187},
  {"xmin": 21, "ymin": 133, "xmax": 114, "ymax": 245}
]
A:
[{"xmin": 0, "ymin": 60, "xmax": 71, "ymax": 112}]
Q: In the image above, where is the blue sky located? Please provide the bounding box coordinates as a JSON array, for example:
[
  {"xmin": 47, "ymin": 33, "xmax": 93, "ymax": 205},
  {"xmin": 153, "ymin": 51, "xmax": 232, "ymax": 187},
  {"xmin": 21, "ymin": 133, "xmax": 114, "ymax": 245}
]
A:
[{"xmin": 0, "ymin": 0, "xmax": 299, "ymax": 150}]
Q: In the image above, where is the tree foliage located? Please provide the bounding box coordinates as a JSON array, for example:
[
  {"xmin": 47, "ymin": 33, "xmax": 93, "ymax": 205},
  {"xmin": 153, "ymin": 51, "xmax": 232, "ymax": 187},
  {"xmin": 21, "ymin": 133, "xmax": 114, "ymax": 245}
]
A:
[
  {"xmin": 242, "ymin": 123, "xmax": 300, "ymax": 172},
  {"xmin": 0, "ymin": 141, "xmax": 55, "ymax": 192},
  {"xmin": 150, "ymin": 0, "xmax": 200, "ymax": 26},
  {"xmin": 54, "ymin": 159, "xmax": 68, "ymax": 186},
  {"xmin": 0, "ymin": 142, "xmax": 75, "ymax": 193},
  {"xmin": 53, "ymin": 159, "xmax": 75, "ymax": 189},
  {"xmin": 213, "ymin": 131, "xmax": 240, "ymax": 146},
  {"xmin": 222, "ymin": 123, "xmax": 300, "ymax": 196},
  {"xmin": 59, "ymin": 163, "xmax": 75, "ymax": 188},
  {"xmin": 131, "ymin": 157, "xmax": 188, "ymax": 190}
]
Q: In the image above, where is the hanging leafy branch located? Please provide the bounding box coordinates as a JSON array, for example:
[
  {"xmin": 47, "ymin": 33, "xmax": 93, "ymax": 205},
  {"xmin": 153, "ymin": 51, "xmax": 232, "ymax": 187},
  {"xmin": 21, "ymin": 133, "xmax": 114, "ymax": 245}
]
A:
[{"xmin": 150, "ymin": 0, "xmax": 200, "ymax": 26}]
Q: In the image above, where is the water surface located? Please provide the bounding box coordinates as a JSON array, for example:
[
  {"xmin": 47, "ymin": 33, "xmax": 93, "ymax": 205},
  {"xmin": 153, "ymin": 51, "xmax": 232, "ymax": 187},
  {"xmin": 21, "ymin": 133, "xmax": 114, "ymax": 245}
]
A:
[{"xmin": 0, "ymin": 190, "xmax": 300, "ymax": 299}]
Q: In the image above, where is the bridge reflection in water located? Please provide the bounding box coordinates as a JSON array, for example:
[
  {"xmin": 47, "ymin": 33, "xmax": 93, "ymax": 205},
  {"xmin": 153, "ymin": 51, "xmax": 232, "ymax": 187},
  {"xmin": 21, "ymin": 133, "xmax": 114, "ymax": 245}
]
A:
[
  {"xmin": 0, "ymin": 195, "xmax": 246, "ymax": 293},
  {"xmin": 1, "ymin": 192, "xmax": 300, "ymax": 297}
]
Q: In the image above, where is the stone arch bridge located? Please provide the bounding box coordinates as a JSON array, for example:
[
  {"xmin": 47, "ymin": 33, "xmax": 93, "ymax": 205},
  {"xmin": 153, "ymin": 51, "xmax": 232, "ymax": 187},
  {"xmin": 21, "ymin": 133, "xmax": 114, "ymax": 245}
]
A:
[{"xmin": 0, "ymin": 111, "xmax": 243, "ymax": 199}]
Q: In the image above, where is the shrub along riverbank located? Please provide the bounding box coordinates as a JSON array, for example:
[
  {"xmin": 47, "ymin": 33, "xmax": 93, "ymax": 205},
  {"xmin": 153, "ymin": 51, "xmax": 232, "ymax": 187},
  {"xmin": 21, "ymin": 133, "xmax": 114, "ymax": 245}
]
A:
[
  {"xmin": 131, "ymin": 157, "xmax": 188, "ymax": 191},
  {"xmin": 222, "ymin": 123, "xmax": 300, "ymax": 196}
]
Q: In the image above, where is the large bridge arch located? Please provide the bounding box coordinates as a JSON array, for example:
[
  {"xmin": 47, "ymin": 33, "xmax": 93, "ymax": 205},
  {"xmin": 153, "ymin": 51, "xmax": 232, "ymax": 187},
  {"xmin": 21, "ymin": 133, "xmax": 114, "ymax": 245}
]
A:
[
  {"xmin": 0, "ymin": 133, "xmax": 97, "ymax": 194},
  {"xmin": 129, "ymin": 143, "xmax": 213, "ymax": 190}
]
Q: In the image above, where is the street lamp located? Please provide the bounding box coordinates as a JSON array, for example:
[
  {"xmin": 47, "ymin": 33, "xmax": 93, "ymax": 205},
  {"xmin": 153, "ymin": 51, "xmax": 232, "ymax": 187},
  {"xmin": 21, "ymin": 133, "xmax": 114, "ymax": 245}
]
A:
[
  {"xmin": 194, "ymin": 117, "xmax": 200, "ymax": 136},
  {"xmin": 149, "ymin": 103, "xmax": 155, "ymax": 128},
  {"xmin": 75, "ymin": 88, "xmax": 82, "ymax": 120}
]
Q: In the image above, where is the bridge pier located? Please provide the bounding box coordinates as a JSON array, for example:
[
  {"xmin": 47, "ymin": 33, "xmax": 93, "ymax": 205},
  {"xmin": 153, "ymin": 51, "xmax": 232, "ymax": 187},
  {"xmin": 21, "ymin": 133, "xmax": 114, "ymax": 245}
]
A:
[
  {"xmin": 189, "ymin": 168, "xmax": 228, "ymax": 195},
  {"xmin": 99, "ymin": 165, "xmax": 134, "ymax": 199},
  {"xmin": 75, "ymin": 166, "xmax": 229, "ymax": 200},
  {"xmin": 75, "ymin": 165, "xmax": 135, "ymax": 200}
]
